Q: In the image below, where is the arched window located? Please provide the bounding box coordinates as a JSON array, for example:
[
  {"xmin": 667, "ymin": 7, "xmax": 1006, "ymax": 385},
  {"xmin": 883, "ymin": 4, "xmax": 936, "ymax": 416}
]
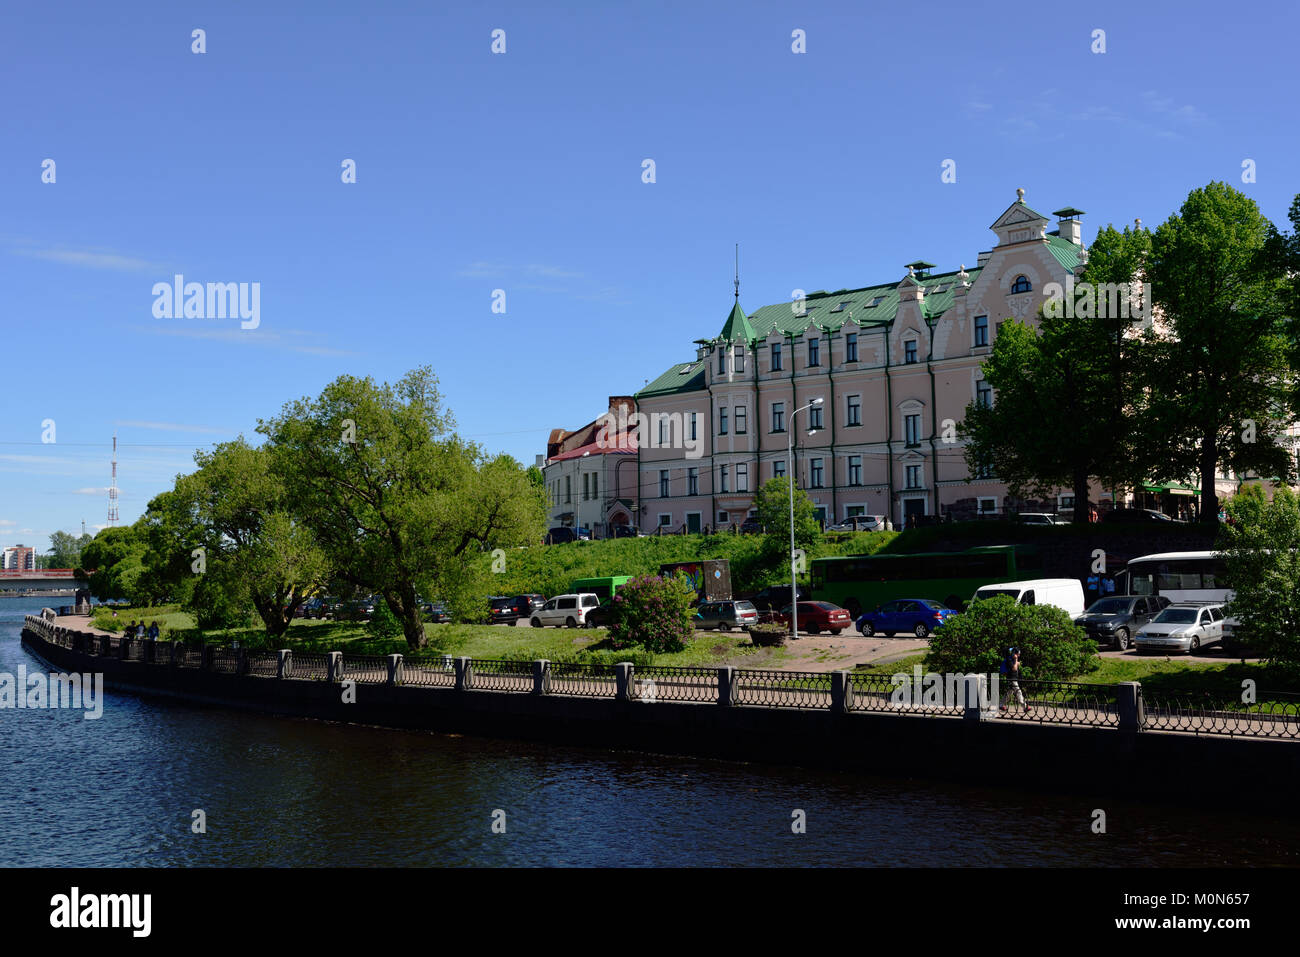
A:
[{"xmin": 1011, "ymin": 274, "xmax": 1032, "ymax": 294}]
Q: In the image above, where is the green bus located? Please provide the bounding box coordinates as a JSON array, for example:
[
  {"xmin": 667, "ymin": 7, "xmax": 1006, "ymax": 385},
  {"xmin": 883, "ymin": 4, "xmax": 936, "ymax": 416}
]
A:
[
  {"xmin": 810, "ymin": 545, "xmax": 1042, "ymax": 618},
  {"xmin": 571, "ymin": 576, "xmax": 632, "ymax": 602}
]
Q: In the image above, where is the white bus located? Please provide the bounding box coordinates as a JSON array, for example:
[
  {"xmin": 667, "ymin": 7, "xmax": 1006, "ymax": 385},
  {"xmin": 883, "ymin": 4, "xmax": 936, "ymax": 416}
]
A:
[{"xmin": 1119, "ymin": 551, "xmax": 1238, "ymax": 645}]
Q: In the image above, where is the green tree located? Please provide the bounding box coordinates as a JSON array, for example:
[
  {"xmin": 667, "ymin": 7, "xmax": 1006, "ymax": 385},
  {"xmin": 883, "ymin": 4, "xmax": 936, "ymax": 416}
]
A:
[
  {"xmin": 753, "ymin": 476, "xmax": 820, "ymax": 560},
  {"xmin": 168, "ymin": 439, "xmax": 329, "ymax": 640},
  {"xmin": 77, "ymin": 526, "xmax": 147, "ymax": 602},
  {"xmin": 1218, "ymin": 484, "xmax": 1300, "ymax": 668},
  {"xmin": 924, "ymin": 595, "xmax": 1097, "ymax": 681},
  {"xmin": 605, "ymin": 574, "xmax": 696, "ymax": 653},
  {"xmin": 47, "ymin": 530, "xmax": 92, "ymax": 569},
  {"xmin": 959, "ymin": 224, "xmax": 1152, "ymax": 523},
  {"xmin": 366, "ymin": 597, "xmax": 404, "ymax": 640},
  {"xmin": 1143, "ymin": 182, "xmax": 1294, "ymax": 522},
  {"xmin": 259, "ymin": 367, "xmax": 548, "ymax": 648}
]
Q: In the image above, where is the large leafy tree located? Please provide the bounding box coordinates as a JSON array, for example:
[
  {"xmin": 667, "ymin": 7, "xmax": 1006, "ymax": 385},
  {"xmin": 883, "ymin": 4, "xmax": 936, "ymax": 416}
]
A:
[
  {"xmin": 258, "ymin": 367, "xmax": 548, "ymax": 648},
  {"xmin": 77, "ymin": 526, "xmax": 147, "ymax": 602},
  {"xmin": 753, "ymin": 476, "xmax": 821, "ymax": 561},
  {"xmin": 168, "ymin": 439, "xmax": 328, "ymax": 640},
  {"xmin": 1218, "ymin": 484, "xmax": 1300, "ymax": 669},
  {"xmin": 959, "ymin": 225, "xmax": 1152, "ymax": 523},
  {"xmin": 47, "ymin": 530, "xmax": 92, "ymax": 570},
  {"xmin": 1143, "ymin": 182, "xmax": 1294, "ymax": 522}
]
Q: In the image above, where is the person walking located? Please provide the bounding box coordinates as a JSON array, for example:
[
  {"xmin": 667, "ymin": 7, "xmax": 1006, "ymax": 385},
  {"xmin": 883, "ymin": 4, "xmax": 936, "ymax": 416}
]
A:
[
  {"xmin": 999, "ymin": 647, "xmax": 1029, "ymax": 712},
  {"xmin": 147, "ymin": 621, "xmax": 160, "ymax": 641}
]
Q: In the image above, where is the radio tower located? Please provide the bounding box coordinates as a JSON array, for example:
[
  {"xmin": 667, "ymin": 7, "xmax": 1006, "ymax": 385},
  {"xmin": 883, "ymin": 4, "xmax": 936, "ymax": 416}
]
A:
[{"xmin": 107, "ymin": 432, "xmax": 119, "ymax": 527}]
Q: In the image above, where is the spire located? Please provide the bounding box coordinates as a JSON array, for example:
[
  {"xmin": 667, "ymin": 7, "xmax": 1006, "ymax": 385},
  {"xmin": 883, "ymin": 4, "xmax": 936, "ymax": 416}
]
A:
[
  {"xmin": 733, "ymin": 243, "xmax": 740, "ymax": 303},
  {"xmin": 719, "ymin": 299, "xmax": 756, "ymax": 343}
]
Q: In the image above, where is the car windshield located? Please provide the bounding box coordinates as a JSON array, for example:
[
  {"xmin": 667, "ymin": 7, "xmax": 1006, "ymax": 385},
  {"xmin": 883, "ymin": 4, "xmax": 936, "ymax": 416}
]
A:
[
  {"xmin": 1154, "ymin": 608, "xmax": 1198, "ymax": 624},
  {"xmin": 976, "ymin": 589, "xmax": 1020, "ymax": 600},
  {"xmin": 1087, "ymin": 598, "xmax": 1132, "ymax": 614},
  {"xmin": 919, "ymin": 599, "xmax": 946, "ymax": 610}
]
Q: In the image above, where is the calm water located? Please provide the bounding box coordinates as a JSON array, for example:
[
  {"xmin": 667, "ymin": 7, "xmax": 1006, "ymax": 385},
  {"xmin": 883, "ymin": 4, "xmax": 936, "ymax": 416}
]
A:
[{"xmin": 1, "ymin": 596, "xmax": 1297, "ymax": 867}]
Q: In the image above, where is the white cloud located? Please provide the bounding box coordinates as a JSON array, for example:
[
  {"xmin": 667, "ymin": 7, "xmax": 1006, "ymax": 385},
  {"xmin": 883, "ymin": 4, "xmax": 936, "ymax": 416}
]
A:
[
  {"xmin": 72, "ymin": 487, "xmax": 109, "ymax": 495},
  {"xmin": 10, "ymin": 245, "xmax": 162, "ymax": 273},
  {"xmin": 114, "ymin": 420, "xmax": 232, "ymax": 435},
  {"xmin": 133, "ymin": 325, "xmax": 359, "ymax": 358}
]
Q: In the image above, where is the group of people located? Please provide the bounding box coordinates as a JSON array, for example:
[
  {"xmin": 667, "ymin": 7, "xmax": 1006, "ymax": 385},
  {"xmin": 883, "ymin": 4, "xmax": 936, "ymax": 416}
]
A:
[{"xmin": 122, "ymin": 619, "xmax": 161, "ymax": 641}]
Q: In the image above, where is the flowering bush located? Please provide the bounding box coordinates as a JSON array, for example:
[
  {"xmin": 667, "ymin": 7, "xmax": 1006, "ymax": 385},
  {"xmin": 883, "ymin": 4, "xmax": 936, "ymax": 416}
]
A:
[{"xmin": 605, "ymin": 574, "xmax": 697, "ymax": 654}]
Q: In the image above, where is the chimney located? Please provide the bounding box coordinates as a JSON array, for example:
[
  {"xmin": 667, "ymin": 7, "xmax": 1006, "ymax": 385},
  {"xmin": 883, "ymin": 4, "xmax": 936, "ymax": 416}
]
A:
[
  {"xmin": 1053, "ymin": 207, "xmax": 1085, "ymax": 246},
  {"xmin": 976, "ymin": 250, "xmax": 992, "ymax": 267}
]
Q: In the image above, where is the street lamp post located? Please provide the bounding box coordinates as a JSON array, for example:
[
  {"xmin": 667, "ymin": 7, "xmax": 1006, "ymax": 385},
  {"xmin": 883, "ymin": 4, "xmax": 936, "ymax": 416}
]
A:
[{"xmin": 788, "ymin": 398, "xmax": 823, "ymax": 639}]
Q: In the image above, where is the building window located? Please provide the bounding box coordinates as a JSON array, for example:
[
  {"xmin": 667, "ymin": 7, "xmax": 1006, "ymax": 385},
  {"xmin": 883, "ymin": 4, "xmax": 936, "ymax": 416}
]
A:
[
  {"xmin": 773, "ymin": 459, "xmax": 786, "ymax": 479},
  {"xmin": 904, "ymin": 340, "xmax": 918, "ymax": 364},
  {"xmin": 734, "ymin": 345, "xmax": 744, "ymax": 373},
  {"xmin": 974, "ymin": 315, "xmax": 988, "ymax": 347},
  {"xmin": 565, "ymin": 475, "xmax": 572, "ymax": 503},
  {"xmin": 809, "ymin": 405, "xmax": 823, "ymax": 430},
  {"xmin": 848, "ymin": 455, "xmax": 862, "ymax": 486},
  {"xmin": 735, "ymin": 406, "xmax": 746, "ymax": 434},
  {"xmin": 1011, "ymin": 275, "xmax": 1032, "ymax": 294},
  {"xmin": 976, "ymin": 380, "xmax": 993, "ymax": 409},
  {"xmin": 658, "ymin": 417, "xmax": 669, "ymax": 445},
  {"xmin": 771, "ymin": 342, "xmax": 783, "ymax": 371},
  {"xmin": 905, "ymin": 465, "xmax": 922, "ymax": 489},
  {"xmin": 737, "ymin": 463, "xmax": 748, "ymax": 492},
  {"xmin": 808, "ymin": 337, "xmax": 820, "ymax": 367},
  {"xmin": 717, "ymin": 349, "xmax": 726, "ymax": 374},
  {"xmin": 846, "ymin": 394, "xmax": 861, "ymax": 426},
  {"xmin": 974, "ymin": 457, "xmax": 994, "ymax": 480},
  {"xmin": 591, "ymin": 472, "xmax": 598, "ymax": 500},
  {"xmin": 689, "ymin": 412, "xmax": 698, "ymax": 441},
  {"xmin": 659, "ymin": 513, "xmax": 672, "ymax": 527},
  {"xmin": 904, "ymin": 413, "xmax": 921, "ymax": 446},
  {"xmin": 845, "ymin": 333, "xmax": 858, "ymax": 362},
  {"xmin": 688, "ymin": 467, "xmax": 698, "ymax": 495},
  {"xmin": 978, "ymin": 496, "xmax": 997, "ymax": 514},
  {"xmin": 659, "ymin": 470, "xmax": 670, "ymax": 497},
  {"xmin": 582, "ymin": 473, "xmax": 590, "ymax": 500},
  {"xmin": 719, "ymin": 407, "xmax": 728, "ymax": 435},
  {"xmin": 811, "ymin": 458, "xmax": 824, "ymax": 488},
  {"xmin": 717, "ymin": 511, "xmax": 729, "ymax": 524},
  {"xmin": 719, "ymin": 465, "xmax": 730, "ymax": 493},
  {"xmin": 771, "ymin": 402, "xmax": 785, "ymax": 433}
]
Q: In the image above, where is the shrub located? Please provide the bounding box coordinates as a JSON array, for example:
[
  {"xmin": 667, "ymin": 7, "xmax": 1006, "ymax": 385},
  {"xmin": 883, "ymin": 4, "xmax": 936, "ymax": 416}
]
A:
[
  {"xmin": 924, "ymin": 595, "xmax": 1097, "ymax": 681},
  {"xmin": 605, "ymin": 574, "xmax": 696, "ymax": 654},
  {"xmin": 367, "ymin": 598, "xmax": 404, "ymax": 640}
]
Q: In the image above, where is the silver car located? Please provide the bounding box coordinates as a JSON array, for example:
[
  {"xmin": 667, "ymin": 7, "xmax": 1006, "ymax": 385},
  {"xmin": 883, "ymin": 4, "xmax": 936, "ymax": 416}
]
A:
[
  {"xmin": 1134, "ymin": 603, "xmax": 1225, "ymax": 654},
  {"xmin": 695, "ymin": 600, "xmax": 759, "ymax": 631}
]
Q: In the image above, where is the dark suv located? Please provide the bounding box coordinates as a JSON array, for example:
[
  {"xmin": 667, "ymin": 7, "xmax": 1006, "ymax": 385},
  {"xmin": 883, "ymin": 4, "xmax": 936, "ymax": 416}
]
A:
[
  {"xmin": 750, "ymin": 584, "xmax": 811, "ymax": 612},
  {"xmin": 1074, "ymin": 594, "xmax": 1171, "ymax": 650}
]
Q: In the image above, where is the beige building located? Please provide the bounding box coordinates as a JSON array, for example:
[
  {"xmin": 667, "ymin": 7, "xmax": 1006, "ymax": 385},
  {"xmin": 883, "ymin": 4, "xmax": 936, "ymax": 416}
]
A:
[
  {"xmin": 542, "ymin": 397, "xmax": 640, "ymax": 537},
  {"xmin": 633, "ymin": 189, "xmax": 1109, "ymax": 532}
]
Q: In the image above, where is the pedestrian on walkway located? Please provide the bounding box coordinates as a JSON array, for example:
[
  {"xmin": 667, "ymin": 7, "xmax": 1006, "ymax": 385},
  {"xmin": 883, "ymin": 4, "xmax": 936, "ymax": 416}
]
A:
[
  {"xmin": 999, "ymin": 647, "xmax": 1029, "ymax": 712},
  {"xmin": 147, "ymin": 621, "xmax": 160, "ymax": 641},
  {"xmin": 125, "ymin": 619, "xmax": 136, "ymax": 637}
]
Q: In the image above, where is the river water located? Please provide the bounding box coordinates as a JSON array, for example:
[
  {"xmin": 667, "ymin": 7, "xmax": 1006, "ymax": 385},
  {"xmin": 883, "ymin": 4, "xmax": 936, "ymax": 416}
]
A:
[{"xmin": 1, "ymin": 596, "xmax": 1297, "ymax": 867}]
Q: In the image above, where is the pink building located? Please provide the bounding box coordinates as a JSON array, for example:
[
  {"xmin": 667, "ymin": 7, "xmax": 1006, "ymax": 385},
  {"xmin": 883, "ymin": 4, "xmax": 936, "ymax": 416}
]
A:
[
  {"xmin": 542, "ymin": 397, "xmax": 640, "ymax": 537},
  {"xmin": 634, "ymin": 189, "xmax": 1108, "ymax": 532}
]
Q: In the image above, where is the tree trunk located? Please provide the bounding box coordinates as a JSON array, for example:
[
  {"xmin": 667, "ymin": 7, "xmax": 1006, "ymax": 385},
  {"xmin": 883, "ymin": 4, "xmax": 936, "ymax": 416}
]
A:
[
  {"xmin": 389, "ymin": 581, "xmax": 426, "ymax": 649},
  {"xmin": 1201, "ymin": 439, "xmax": 1219, "ymax": 524},
  {"xmin": 1073, "ymin": 468, "xmax": 1091, "ymax": 524}
]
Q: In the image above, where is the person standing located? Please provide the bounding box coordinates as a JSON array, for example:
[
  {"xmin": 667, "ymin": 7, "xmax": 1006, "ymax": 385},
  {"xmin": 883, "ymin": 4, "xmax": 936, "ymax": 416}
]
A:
[{"xmin": 999, "ymin": 647, "xmax": 1029, "ymax": 712}]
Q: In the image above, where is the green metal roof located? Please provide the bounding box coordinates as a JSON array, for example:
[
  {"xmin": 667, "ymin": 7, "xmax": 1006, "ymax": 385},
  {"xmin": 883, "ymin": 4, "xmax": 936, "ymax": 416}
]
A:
[
  {"xmin": 718, "ymin": 300, "xmax": 756, "ymax": 343},
  {"xmin": 636, "ymin": 360, "xmax": 706, "ymax": 398},
  {"xmin": 1044, "ymin": 234, "xmax": 1085, "ymax": 273}
]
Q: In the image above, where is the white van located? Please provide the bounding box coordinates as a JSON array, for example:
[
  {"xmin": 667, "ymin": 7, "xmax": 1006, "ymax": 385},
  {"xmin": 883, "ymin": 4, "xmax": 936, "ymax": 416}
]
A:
[
  {"xmin": 971, "ymin": 579, "xmax": 1085, "ymax": 618},
  {"xmin": 530, "ymin": 593, "xmax": 600, "ymax": 628}
]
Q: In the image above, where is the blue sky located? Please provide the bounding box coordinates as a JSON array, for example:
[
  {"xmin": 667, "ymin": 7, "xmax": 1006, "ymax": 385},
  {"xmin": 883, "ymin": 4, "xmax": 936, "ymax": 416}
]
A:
[{"xmin": 2, "ymin": 0, "xmax": 1297, "ymax": 552}]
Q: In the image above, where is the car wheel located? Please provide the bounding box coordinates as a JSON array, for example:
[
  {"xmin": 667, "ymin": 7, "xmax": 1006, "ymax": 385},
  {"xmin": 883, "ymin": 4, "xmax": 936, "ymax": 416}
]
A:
[
  {"xmin": 806, "ymin": 626, "xmax": 819, "ymax": 635},
  {"xmin": 530, "ymin": 617, "xmax": 542, "ymax": 628},
  {"xmin": 1191, "ymin": 635, "xmax": 1200, "ymax": 652},
  {"xmin": 914, "ymin": 623, "xmax": 930, "ymax": 639},
  {"xmin": 1114, "ymin": 628, "xmax": 1129, "ymax": 651},
  {"xmin": 860, "ymin": 622, "xmax": 875, "ymax": 637},
  {"xmin": 566, "ymin": 617, "xmax": 577, "ymax": 628},
  {"xmin": 718, "ymin": 622, "xmax": 730, "ymax": 632},
  {"xmin": 829, "ymin": 629, "xmax": 843, "ymax": 636}
]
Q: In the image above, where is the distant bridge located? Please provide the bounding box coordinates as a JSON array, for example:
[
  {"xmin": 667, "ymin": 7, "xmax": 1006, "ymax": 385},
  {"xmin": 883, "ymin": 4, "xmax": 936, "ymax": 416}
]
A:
[{"xmin": 0, "ymin": 569, "xmax": 80, "ymax": 593}]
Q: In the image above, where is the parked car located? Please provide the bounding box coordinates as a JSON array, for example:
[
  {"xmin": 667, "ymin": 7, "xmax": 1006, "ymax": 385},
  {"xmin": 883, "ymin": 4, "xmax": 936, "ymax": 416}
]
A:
[
  {"xmin": 827, "ymin": 515, "xmax": 887, "ymax": 533},
  {"xmin": 295, "ymin": 597, "xmax": 327, "ymax": 619},
  {"xmin": 544, "ymin": 527, "xmax": 590, "ymax": 544},
  {"xmin": 855, "ymin": 598, "xmax": 956, "ymax": 638},
  {"xmin": 1015, "ymin": 512, "xmax": 1058, "ymax": 525},
  {"xmin": 1074, "ymin": 595, "xmax": 1171, "ymax": 650},
  {"xmin": 584, "ymin": 599, "xmax": 619, "ymax": 628},
  {"xmin": 1102, "ymin": 507, "xmax": 1181, "ymax": 524},
  {"xmin": 772, "ymin": 601, "xmax": 852, "ymax": 635},
  {"xmin": 971, "ymin": 578, "xmax": 1086, "ymax": 618},
  {"xmin": 490, "ymin": 594, "xmax": 544, "ymax": 623},
  {"xmin": 750, "ymin": 584, "xmax": 811, "ymax": 612},
  {"xmin": 611, "ymin": 525, "xmax": 644, "ymax": 538},
  {"xmin": 695, "ymin": 600, "xmax": 759, "ymax": 631},
  {"xmin": 1135, "ymin": 602, "xmax": 1226, "ymax": 654},
  {"xmin": 422, "ymin": 602, "xmax": 451, "ymax": 624},
  {"xmin": 739, "ymin": 518, "xmax": 765, "ymax": 535},
  {"xmin": 530, "ymin": 593, "xmax": 601, "ymax": 628}
]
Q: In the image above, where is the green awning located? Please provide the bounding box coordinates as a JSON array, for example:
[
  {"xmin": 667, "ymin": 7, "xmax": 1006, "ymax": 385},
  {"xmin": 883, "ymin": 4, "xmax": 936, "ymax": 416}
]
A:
[{"xmin": 1139, "ymin": 484, "xmax": 1200, "ymax": 495}]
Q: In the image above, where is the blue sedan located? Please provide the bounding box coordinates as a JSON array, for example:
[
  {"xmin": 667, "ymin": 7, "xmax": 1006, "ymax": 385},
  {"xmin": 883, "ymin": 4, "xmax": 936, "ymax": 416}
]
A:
[{"xmin": 855, "ymin": 599, "xmax": 957, "ymax": 638}]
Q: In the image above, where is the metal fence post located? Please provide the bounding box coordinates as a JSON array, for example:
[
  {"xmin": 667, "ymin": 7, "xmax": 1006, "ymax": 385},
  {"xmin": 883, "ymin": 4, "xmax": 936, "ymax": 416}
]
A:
[
  {"xmin": 387, "ymin": 654, "xmax": 403, "ymax": 686},
  {"xmin": 615, "ymin": 662, "xmax": 632, "ymax": 701},
  {"xmin": 455, "ymin": 657, "xmax": 472, "ymax": 691},
  {"xmin": 533, "ymin": 660, "xmax": 550, "ymax": 695},
  {"xmin": 200, "ymin": 645, "xmax": 215, "ymax": 671},
  {"xmin": 236, "ymin": 647, "xmax": 249, "ymax": 675},
  {"xmin": 718, "ymin": 666, "xmax": 736, "ymax": 706},
  {"xmin": 1117, "ymin": 681, "xmax": 1144, "ymax": 732},
  {"xmin": 830, "ymin": 671, "xmax": 851, "ymax": 714},
  {"xmin": 277, "ymin": 649, "xmax": 291, "ymax": 679},
  {"xmin": 327, "ymin": 651, "xmax": 343, "ymax": 682}
]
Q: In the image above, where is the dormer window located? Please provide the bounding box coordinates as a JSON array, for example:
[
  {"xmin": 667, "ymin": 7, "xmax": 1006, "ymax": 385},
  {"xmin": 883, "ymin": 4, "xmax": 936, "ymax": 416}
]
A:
[
  {"xmin": 808, "ymin": 338, "xmax": 820, "ymax": 367},
  {"xmin": 771, "ymin": 342, "xmax": 783, "ymax": 371},
  {"xmin": 904, "ymin": 340, "xmax": 918, "ymax": 364},
  {"xmin": 717, "ymin": 349, "xmax": 726, "ymax": 375},
  {"xmin": 869, "ymin": 296, "xmax": 885, "ymax": 307},
  {"xmin": 830, "ymin": 301, "xmax": 852, "ymax": 313},
  {"xmin": 1011, "ymin": 275, "xmax": 1032, "ymax": 294}
]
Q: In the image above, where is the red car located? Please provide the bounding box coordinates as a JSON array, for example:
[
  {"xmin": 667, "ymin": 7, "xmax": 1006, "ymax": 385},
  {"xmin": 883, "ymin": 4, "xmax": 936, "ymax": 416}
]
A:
[{"xmin": 772, "ymin": 601, "xmax": 852, "ymax": 635}]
